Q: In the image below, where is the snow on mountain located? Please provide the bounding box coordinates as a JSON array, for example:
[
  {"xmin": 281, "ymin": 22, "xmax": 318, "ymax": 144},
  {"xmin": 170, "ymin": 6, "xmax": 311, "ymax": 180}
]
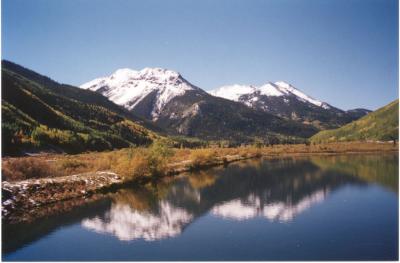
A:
[
  {"xmin": 258, "ymin": 82, "xmax": 286, "ymax": 96},
  {"xmin": 209, "ymin": 81, "xmax": 330, "ymax": 110},
  {"xmin": 208, "ymin": 84, "xmax": 256, "ymax": 101},
  {"xmin": 274, "ymin": 81, "xmax": 330, "ymax": 109},
  {"xmin": 80, "ymin": 67, "xmax": 198, "ymax": 119}
]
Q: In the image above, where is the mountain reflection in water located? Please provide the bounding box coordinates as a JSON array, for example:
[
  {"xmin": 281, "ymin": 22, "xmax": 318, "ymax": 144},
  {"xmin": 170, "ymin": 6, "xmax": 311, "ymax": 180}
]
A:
[
  {"xmin": 77, "ymin": 154, "xmax": 397, "ymax": 242},
  {"xmin": 211, "ymin": 190, "xmax": 327, "ymax": 222},
  {"xmin": 82, "ymin": 201, "xmax": 193, "ymax": 241}
]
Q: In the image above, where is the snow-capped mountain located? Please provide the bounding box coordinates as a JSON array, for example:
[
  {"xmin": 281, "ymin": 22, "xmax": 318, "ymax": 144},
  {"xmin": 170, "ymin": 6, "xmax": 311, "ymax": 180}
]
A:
[
  {"xmin": 80, "ymin": 67, "xmax": 199, "ymax": 120},
  {"xmin": 209, "ymin": 81, "xmax": 332, "ymax": 109},
  {"xmin": 80, "ymin": 68, "xmax": 317, "ymax": 142},
  {"xmin": 209, "ymin": 81, "xmax": 368, "ymax": 129},
  {"xmin": 209, "ymin": 81, "xmax": 331, "ymax": 109}
]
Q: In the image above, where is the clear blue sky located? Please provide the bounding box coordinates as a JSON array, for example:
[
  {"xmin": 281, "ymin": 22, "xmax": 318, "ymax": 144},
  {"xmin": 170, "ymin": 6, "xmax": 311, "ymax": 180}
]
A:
[{"xmin": 2, "ymin": 0, "xmax": 398, "ymax": 110}]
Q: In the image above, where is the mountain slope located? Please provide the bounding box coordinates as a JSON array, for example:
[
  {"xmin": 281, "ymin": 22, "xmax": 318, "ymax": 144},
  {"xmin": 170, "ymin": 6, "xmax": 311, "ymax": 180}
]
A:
[
  {"xmin": 310, "ymin": 99, "xmax": 399, "ymax": 143},
  {"xmin": 155, "ymin": 90, "xmax": 318, "ymax": 142},
  {"xmin": 81, "ymin": 68, "xmax": 200, "ymax": 120},
  {"xmin": 2, "ymin": 61, "xmax": 161, "ymax": 156},
  {"xmin": 209, "ymin": 82, "xmax": 370, "ymax": 129},
  {"xmin": 81, "ymin": 68, "xmax": 318, "ymax": 143},
  {"xmin": 210, "ymin": 82, "xmax": 330, "ymax": 108}
]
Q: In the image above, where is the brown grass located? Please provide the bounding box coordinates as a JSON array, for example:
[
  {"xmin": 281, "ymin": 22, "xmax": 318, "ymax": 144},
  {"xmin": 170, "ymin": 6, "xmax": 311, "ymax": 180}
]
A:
[
  {"xmin": 2, "ymin": 141, "xmax": 397, "ymax": 182},
  {"xmin": 189, "ymin": 149, "xmax": 217, "ymax": 168},
  {"xmin": 2, "ymin": 158, "xmax": 60, "ymax": 181}
]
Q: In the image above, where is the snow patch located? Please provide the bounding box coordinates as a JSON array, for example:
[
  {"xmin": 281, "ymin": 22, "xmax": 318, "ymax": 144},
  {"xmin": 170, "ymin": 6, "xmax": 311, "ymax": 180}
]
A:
[
  {"xmin": 258, "ymin": 82, "xmax": 285, "ymax": 96},
  {"xmin": 208, "ymin": 84, "xmax": 256, "ymax": 101}
]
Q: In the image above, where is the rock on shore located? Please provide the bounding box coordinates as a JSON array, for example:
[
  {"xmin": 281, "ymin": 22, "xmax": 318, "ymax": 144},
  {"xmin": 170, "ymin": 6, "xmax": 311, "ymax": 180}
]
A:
[{"xmin": 2, "ymin": 171, "xmax": 123, "ymax": 220}]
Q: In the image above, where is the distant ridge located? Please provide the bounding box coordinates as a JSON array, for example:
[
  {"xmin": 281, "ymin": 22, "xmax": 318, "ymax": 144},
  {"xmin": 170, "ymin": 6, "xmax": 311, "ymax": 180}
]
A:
[{"xmin": 209, "ymin": 82, "xmax": 370, "ymax": 129}]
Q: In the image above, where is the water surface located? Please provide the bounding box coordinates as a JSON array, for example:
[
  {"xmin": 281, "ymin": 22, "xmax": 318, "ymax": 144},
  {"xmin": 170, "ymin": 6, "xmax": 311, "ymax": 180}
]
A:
[{"xmin": 3, "ymin": 153, "xmax": 398, "ymax": 260}]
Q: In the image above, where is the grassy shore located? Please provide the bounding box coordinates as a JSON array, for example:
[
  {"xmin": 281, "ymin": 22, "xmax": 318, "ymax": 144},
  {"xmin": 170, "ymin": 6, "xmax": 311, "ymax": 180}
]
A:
[
  {"xmin": 2, "ymin": 141, "xmax": 398, "ymax": 224},
  {"xmin": 2, "ymin": 141, "xmax": 398, "ymax": 182}
]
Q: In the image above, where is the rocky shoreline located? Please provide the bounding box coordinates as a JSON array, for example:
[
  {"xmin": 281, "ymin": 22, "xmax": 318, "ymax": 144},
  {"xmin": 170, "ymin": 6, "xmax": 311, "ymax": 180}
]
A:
[
  {"xmin": 2, "ymin": 171, "xmax": 122, "ymax": 222},
  {"xmin": 2, "ymin": 154, "xmax": 254, "ymax": 224}
]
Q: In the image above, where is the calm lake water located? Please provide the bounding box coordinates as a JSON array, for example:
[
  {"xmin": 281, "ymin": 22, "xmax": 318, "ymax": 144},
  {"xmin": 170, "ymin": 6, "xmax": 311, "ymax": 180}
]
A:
[{"xmin": 2, "ymin": 153, "xmax": 399, "ymax": 261}]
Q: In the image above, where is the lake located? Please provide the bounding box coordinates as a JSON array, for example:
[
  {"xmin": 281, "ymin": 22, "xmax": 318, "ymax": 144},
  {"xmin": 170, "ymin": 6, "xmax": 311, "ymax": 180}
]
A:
[{"xmin": 2, "ymin": 153, "xmax": 398, "ymax": 261}]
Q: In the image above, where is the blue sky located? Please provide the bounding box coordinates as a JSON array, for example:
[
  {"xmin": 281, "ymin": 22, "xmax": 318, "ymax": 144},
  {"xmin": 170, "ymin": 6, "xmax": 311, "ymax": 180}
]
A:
[{"xmin": 2, "ymin": 0, "xmax": 398, "ymax": 110}]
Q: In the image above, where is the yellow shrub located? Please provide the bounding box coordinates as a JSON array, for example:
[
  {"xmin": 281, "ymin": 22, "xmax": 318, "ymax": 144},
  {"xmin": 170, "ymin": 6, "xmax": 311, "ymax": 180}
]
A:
[
  {"xmin": 190, "ymin": 149, "xmax": 217, "ymax": 168},
  {"xmin": 113, "ymin": 153, "xmax": 149, "ymax": 180}
]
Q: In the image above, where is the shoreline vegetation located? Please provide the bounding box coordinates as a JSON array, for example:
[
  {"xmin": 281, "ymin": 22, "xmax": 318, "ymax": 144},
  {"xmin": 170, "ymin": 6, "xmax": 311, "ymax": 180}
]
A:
[{"xmin": 2, "ymin": 141, "xmax": 398, "ymax": 224}]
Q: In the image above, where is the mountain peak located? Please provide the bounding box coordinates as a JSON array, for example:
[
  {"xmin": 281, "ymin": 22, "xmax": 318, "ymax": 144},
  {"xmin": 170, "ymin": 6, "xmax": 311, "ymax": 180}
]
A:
[
  {"xmin": 137, "ymin": 67, "xmax": 181, "ymax": 82},
  {"xmin": 273, "ymin": 81, "xmax": 330, "ymax": 109},
  {"xmin": 274, "ymin": 81, "xmax": 292, "ymax": 89},
  {"xmin": 80, "ymin": 67, "xmax": 196, "ymax": 119},
  {"xmin": 209, "ymin": 81, "xmax": 332, "ymax": 112},
  {"xmin": 108, "ymin": 68, "xmax": 138, "ymax": 84},
  {"xmin": 209, "ymin": 84, "xmax": 256, "ymax": 101},
  {"xmin": 258, "ymin": 82, "xmax": 285, "ymax": 96},
  {"xmin": 112, "ymin": 68, "xmax": 138, "ymax": 77},
  {"xmin": 140, "ymin": 67, "xmax": 179, "ymax": 75}
]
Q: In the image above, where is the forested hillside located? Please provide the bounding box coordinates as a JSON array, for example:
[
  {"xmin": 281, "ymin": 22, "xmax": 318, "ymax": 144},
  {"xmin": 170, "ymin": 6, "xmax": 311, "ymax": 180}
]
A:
[
  {"xmin": 2, "ymin": 61, "xmax": 161, "ymax": 156},
  {"xmin": 311, "ymin": 99, "xmax": 399, "ymax": 143}
]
